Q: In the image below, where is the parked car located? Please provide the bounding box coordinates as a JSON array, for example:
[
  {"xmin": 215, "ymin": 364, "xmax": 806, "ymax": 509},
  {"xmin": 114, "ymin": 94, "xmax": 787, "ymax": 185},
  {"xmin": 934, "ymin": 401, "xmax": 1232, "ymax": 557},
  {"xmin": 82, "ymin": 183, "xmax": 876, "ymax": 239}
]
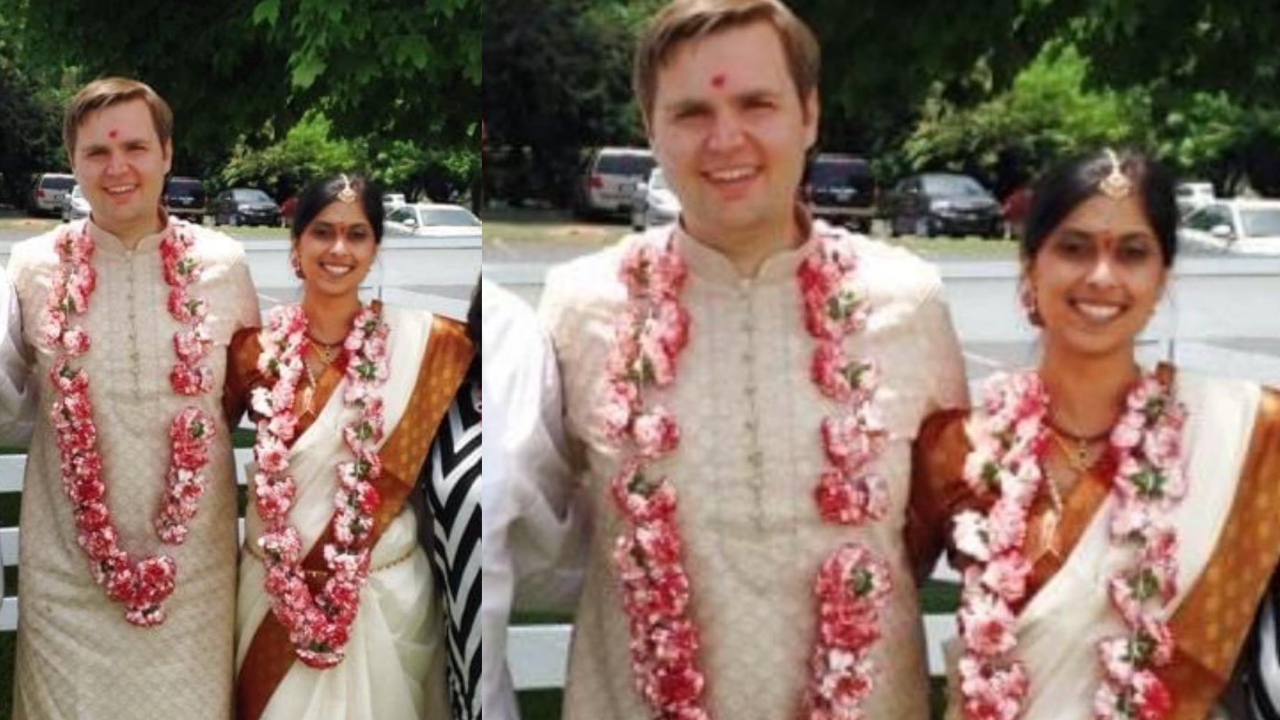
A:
[
  {"xmin": 385, "ymin": 203, "xmax": 481, "ymax": 238},
  {"xmin": 382, "ymin": 193, "xmax": 407, "ymax": 213},
  {"xmin": 630, "ymin": 167, "xmax": 681, "ymax": 230},
  {"xmin": 29, "ymin": 173, "xmax": 76, "ymax": 216},
  {"xmin": 60, "ymin": 184, "xmax": 91, "ymax": 222},
  {"xmin": 803, "ymin": 154, "xmax": 876, "ymax": 233},
  {"xmin": 1179, "ymin": 199, "xmax": 1280, "ymax": 255},
  {"xmin": 164, "ymin": 176, "xmax": 207, "ymax": 223},
  {"xmin": 573, "ymin": 147, "xmax": 655, "ymax": 218},
  {"xmin": 211, "ymin": 188, "xmax": 282, "ymax": 227},
  {"xmin": 1175, "ymin": 181, "xmax": 1215, "ymax": 217},
  {"xmin": 885, "ymin": 172, "xmax": 1002, "ymax": 238}
]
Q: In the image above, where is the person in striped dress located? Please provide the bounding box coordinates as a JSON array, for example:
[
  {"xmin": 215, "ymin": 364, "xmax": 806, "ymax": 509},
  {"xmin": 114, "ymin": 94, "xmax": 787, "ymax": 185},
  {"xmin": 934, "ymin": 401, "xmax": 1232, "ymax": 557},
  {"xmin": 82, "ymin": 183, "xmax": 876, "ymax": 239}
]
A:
[{"xmin": 413, "ymin": 280, "xmax": 483, "ymax": 719}]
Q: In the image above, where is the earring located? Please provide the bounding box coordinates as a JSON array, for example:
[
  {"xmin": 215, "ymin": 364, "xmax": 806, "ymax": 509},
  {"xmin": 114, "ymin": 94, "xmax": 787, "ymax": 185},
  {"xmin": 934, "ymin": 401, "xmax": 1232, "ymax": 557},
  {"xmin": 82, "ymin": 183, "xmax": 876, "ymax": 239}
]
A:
[
  {"xmin": 290, "ymin": 252, "xmax": 304, "ymax": 280},
  {"xmin": 1020, "ymin": 283, "xmax": 1043, "ymax": 327}
]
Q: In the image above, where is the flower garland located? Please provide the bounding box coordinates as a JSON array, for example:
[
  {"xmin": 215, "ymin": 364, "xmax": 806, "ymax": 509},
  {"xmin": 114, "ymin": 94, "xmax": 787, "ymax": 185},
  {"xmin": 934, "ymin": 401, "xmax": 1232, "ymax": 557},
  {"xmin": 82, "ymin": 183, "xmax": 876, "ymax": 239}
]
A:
[
  {"xmin": 954, "ymin": 370, "xmax": 1186, "ymax": 720},
  {"xmin": 600, "ymin": 229, "xmax": 892, "ymax": 720},
  {"xmin": 44, "ymin": 219, "xmax": 216, "ymax": 627},
  {"xmin": 249, "ymin": 303, "xmax": 390, "ymax": 668}
]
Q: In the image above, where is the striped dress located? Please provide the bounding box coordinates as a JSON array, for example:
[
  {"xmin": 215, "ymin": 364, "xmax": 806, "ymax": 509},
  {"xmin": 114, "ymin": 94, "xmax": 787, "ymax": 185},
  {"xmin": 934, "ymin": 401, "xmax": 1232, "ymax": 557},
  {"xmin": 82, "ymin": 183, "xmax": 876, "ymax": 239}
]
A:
[{"xmin": 415, "ymin": 380, "xmax": 482, "ymax": 720}]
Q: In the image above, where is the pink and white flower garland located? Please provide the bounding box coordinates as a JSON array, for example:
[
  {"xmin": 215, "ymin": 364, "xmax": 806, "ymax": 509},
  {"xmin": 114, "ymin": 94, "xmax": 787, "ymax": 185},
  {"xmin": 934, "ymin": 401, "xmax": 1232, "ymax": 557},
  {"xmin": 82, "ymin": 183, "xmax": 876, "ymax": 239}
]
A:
[
  {"xmin": 249, "ymin": 303, "xmax": 390, "ymax": 669},
  {"xmin": 44, "ymin": 219, "xmax": 216, "ymax": 627},
  {"xmin": 954, "ymin": 370, "xmax": 1186, "ymax": 720},
  {"xmin": 600, "ymin": 229, "xmax": 892, "ymax": 720}
]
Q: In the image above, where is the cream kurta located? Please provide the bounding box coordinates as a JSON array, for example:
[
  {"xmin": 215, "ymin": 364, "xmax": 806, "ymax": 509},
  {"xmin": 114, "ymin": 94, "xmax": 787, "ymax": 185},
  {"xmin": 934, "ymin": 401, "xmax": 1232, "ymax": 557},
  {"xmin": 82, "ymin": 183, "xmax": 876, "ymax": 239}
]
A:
[
  {"xmin": 234, "ymin": 306, "xmax": 449, "ymax": 720},
  {"xmin": 540, "ymin": 223, "xmax": 968, "ymax": 720},
  {"xmin": 7, "ymin": 219, "xmax": 259, "ymax": 720}
]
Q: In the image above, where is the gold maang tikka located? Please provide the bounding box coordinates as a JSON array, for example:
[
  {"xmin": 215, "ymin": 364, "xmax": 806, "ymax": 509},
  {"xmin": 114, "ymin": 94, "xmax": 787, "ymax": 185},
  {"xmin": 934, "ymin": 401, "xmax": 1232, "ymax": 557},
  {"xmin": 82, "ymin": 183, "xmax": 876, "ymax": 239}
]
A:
[
  {"xmin": 1097, "ymin": 148, "xmax": 1133, "ymax": 199},
  {"xmin": 337, "ymin": 174, "xmax": 358, "ymax": 204}
]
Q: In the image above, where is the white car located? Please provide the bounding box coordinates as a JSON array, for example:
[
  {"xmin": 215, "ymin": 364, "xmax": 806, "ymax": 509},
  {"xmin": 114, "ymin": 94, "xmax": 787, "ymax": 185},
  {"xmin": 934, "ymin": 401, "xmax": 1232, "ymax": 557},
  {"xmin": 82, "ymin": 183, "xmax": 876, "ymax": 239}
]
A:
[
  {"xmin": 1175, "ymin": 181, "xmax": 1215, "ymax": 217},
  {"xmin": 385, "ymin": 202, "xmax": 481, "ymax": 238},
  {"xmin": 630, "ymin": 167, "xmax": 681, "ymax": 231},
  {"xmin": 574, "ymin": 147, "xmax": 655, "ymax": 218},
  {"xmin": 60, "ymin": 184, "xmax": 91, "ymax": 222},
  {"xmin": 382, "ymin": 193, "xmax": 407, "ymax": 213},
  {"xmin": 1179, "ymin": 199, "xmax": 1280, "ymax": 255}
]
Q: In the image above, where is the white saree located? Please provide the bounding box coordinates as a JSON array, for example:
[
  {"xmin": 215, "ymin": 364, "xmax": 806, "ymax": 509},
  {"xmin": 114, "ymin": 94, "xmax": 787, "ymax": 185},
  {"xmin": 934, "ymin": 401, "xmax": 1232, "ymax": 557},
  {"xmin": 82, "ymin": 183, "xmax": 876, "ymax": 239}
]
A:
[
  {"xmin": 944, "ymin": 373, "xmax": 1263, "ymax": 720},
  {"xmin": 234, "ymin": 306, "xmax": 450, "ymax": 720}
]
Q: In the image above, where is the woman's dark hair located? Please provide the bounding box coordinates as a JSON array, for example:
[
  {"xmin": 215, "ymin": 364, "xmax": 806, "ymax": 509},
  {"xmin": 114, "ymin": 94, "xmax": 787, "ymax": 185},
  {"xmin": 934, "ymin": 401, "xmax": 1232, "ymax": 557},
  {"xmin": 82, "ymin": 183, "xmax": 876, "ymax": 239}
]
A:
[
  {"xmin": 1022, "ymin": 149, "xmax": 1179, "ymax": 267},
  {"xmin": 291, "ymin": 173, "xmax": 384, "ymax": 244}
]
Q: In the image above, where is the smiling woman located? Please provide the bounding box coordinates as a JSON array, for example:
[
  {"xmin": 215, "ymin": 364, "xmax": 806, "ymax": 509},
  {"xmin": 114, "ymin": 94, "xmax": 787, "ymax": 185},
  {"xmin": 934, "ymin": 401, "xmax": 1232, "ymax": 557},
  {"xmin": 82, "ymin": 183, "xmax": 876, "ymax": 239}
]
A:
[{"xmin": 910, "ymin": 149, "xmax": 1280, "ymax": 720}]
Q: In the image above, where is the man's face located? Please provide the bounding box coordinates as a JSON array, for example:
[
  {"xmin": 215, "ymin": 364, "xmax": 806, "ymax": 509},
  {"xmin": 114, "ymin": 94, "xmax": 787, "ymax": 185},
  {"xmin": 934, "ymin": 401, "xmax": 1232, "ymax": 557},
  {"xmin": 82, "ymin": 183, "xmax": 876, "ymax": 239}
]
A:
[
  {"xmin": 70, "ymin": 99, "xmax": 172, "ymax": 238},
  {"xmin": 648, "ymin": 21, "xmax": 818, "ymax": 244}
]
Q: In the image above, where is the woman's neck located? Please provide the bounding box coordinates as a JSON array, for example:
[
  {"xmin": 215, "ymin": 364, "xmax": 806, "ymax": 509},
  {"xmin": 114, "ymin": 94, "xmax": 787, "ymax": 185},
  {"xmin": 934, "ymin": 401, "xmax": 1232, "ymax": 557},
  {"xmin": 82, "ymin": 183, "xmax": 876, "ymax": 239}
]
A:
[
  {"xmin": 301, "ymin": 292, "xmax": 362, "ymax": 344},
  {"xmin": 1038, "ymin": 343, "xmax": 1140, "ymax": 437}
]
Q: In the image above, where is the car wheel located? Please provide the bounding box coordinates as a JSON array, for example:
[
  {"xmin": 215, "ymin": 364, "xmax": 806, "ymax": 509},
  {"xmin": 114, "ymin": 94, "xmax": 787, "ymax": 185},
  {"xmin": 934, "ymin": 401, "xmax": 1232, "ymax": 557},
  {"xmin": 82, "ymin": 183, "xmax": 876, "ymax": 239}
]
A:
[{"xmin": 914, "ymin": 217, "xmax": 930, "ymax": 238}]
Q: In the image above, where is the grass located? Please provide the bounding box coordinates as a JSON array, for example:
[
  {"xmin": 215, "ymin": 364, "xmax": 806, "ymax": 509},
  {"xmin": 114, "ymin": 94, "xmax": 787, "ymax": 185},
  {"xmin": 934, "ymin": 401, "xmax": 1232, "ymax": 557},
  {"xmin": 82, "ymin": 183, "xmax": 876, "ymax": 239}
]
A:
[{"xmin": 481, "ymin": 206, "xmax": 1019, "ymax": 260}]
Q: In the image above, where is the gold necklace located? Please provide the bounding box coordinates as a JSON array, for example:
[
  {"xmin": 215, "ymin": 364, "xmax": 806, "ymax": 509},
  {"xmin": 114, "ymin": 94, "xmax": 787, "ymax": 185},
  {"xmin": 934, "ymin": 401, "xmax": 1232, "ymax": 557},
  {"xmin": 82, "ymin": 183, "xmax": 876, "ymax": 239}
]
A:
[{"xmin": 307, "ymin": 334, "xmax": 342, "ymax": 365}]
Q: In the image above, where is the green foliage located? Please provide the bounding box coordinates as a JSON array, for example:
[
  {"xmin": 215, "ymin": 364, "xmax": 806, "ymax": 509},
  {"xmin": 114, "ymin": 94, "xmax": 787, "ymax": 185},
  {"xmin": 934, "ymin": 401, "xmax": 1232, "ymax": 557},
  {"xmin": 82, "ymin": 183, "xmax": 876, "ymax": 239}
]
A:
[
  {"xmin": 902, "ymin": 44, "xmax": 1150, "ymax": 194},
  {"xmin": 220, "ymin": 111, "xmax": 368, "ymax": 194}
]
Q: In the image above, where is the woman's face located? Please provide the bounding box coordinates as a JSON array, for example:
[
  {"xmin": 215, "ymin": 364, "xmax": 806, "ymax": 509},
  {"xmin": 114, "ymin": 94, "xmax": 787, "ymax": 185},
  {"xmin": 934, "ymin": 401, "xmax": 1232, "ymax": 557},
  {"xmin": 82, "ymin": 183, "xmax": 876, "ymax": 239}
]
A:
[
  {"xmin": 295, "ymin": 199, "xmax": 378, "ymax": 300},
  {"xmin": 1026, "ymin": 192, "xmax": 1168, "ymax": 361}
]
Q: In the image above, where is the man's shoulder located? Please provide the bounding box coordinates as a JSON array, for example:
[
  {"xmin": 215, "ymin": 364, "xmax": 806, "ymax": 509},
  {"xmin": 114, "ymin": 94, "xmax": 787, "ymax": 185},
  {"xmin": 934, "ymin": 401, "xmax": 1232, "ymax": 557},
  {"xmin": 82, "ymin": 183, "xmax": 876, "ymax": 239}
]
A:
[
  {"xmin": 542, "ymin": 233, "xmax": 636, "ymax": 304},
  {"xmin": 10, "ymin": 224, "xmax": 71, "ymax": 272},
  {"xmin": 830, "ymin": 227, "xmax": 943, "ymax": 305},
  {"xmin": 185, "ymin": 223, "xmax": 246, "ymax": 265}
]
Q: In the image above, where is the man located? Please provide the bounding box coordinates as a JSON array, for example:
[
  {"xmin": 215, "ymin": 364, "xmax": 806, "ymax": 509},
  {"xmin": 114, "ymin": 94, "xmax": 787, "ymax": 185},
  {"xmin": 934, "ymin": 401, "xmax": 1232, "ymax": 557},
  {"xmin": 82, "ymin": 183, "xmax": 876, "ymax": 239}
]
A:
[
  {"xmin": 6, "ymin": 77, "xmax": 258, "ymax": 719},
  {"xmin": 481, "ymin": 278, "xmax": 580, "ymax": 720},
  {"xmin": 537, "ymin": 1, "xmax": 967, "ymax": 718}
]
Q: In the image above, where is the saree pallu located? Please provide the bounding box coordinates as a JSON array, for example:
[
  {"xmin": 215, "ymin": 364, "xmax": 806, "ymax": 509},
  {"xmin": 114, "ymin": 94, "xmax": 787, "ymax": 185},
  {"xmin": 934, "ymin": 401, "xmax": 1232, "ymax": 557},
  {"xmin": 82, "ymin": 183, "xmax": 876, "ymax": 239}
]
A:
[{"xmin": 234, "ymin": 307, "xmax": 472, "ymax": 720}]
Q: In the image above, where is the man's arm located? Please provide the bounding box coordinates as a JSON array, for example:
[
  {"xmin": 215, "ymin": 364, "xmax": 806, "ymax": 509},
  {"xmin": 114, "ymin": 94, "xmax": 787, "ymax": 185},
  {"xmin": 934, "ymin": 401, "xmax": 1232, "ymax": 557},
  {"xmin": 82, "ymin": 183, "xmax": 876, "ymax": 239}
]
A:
[{"xmin": 0, "ymin": 264, "xmax": 35, "ymax": 447}]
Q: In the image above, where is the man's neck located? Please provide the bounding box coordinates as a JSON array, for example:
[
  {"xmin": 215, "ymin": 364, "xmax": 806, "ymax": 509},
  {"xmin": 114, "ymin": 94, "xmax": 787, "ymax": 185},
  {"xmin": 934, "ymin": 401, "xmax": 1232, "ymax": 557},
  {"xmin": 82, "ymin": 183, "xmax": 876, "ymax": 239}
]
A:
[
  {"xmin": 93, "ymin": 212, "xmax": 166, "ymax": 250},
  {"xmin": 302, "ymin": 293, "xmax": 363, "ymax": 344},
  {"xmin": 682, "ymin": 213, "xmax": 802, "ymax": 278}
]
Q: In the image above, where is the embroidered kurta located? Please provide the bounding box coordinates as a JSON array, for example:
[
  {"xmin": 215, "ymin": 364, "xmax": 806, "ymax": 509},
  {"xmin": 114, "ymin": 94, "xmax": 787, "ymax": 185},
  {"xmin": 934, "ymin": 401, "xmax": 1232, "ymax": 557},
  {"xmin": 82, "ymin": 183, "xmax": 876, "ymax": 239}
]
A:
[
  {"xmin": 911, "ymin": 372, "xmax": 1280, "ymax": 720},
  {"xmin": 232, "ymin": 306, "xmax": 451, "ymax": 720},
  {"xmin": 540, "ymin": 222, "xmax": 969, "ymax": 720},
  {"xmin": 7, "ymin": 218, "xmax": 259, "ymax": 720}
]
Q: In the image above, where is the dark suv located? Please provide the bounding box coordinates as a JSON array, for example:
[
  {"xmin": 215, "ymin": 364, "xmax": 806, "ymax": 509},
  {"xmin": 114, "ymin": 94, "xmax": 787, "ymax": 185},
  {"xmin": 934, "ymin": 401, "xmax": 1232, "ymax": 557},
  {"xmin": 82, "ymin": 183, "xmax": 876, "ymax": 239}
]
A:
[
  {"xmin": 885, "ymin": 172, "xmax": 1002, "ymax": 238},
  {"xmin": 164, "ymin": 176, "xmax": 207, "ymax": 223},
  {"xmin": 803, "ymin": 154, "xmax": 876, "ymax": 233}
]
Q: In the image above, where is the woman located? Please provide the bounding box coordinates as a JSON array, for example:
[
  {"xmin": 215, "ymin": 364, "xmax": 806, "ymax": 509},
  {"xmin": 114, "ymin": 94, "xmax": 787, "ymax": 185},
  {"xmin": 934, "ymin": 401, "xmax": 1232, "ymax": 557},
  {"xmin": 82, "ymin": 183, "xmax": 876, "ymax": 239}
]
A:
[
  {"xmin": 412, "ymin": 278, "xmax": 482, "ymax": 720},
  {"xmin": 230, "ymin": 174, "xmax": 473, "ymax": 720},
  {"xmin": 910, "ymin": 149, "xmax": 1280, "ymax": 720}
]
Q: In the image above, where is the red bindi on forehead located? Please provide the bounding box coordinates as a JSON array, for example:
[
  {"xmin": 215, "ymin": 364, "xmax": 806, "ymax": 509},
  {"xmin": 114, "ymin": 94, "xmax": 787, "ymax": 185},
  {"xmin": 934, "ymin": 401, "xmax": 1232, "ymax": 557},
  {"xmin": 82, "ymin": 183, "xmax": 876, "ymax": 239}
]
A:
[
  {"xmin": 710, "ymin": 73, "xmax": 727, "ymax": 89},
  {"xmin": 108, "ymin": 129, "xmax": 118, "ymax": 139}
]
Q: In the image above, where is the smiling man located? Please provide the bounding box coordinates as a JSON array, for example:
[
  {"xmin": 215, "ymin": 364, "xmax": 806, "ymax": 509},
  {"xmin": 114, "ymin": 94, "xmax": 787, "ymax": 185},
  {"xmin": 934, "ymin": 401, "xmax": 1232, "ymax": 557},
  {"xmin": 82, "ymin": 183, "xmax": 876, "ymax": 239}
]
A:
[
  {"xmin": 5, "ymin": 77, "xmax": 259, "ymax": 719},
  {"xmin": 535, "ymin": 1, "xmax": 969, "ymax": 719}
]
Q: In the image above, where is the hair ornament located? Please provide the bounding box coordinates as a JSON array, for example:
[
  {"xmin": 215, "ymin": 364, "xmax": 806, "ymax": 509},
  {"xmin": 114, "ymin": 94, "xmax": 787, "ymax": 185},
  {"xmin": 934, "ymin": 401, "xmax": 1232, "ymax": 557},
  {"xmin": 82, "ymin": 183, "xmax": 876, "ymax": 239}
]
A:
[
  {"xmin": 1098, "ymin": 148, "xmax": 1133, "ymax": 199},
  {"xmin": 337, "ymin": 174, "xmax": 358, "ymax": 204}
]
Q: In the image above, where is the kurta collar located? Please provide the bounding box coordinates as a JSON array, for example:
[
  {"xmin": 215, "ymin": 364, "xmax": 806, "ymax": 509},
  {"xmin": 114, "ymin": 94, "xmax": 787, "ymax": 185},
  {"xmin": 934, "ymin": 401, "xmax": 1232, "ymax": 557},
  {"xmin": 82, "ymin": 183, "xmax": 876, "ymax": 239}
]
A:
[
  {"xmin": 87, "ymin": 209, "xmax": 173, "ymax": 255},
  {"xmin": 672, "ymin": 203, "xmax": 818, "ymax": 287}
]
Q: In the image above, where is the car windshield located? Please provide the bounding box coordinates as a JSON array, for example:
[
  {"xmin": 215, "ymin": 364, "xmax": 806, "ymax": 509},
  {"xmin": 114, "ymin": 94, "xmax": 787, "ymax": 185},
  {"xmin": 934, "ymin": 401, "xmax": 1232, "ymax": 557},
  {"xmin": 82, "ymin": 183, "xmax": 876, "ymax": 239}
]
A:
[
  {"xmin": 1239, "ymin": 207, "xmax": 1280, "ymax": 237},
  {"xmin": 809, "ymin": 159, "xmax": 870, "ymax": 186},
  {"xmin": 423, "ymin": 207, "xmax": 480, "ymax": 227},
  {"xmin": 597, "ymin": 153, "xmax": 654, "ymax": 176},
  {"xmin": 44, "ymin": 176, "xmax": 76, "ymax": 190},
  {"xmin": 233, "ymin": 189, "xmax": 272, "ymax": 203},
  {"xmin": 924, "ymin": 175, "xmax": 986, "ymax": 197},
  {"xmin": 168, "ymin": 179, "xmax": 203, "ymax": 194}
]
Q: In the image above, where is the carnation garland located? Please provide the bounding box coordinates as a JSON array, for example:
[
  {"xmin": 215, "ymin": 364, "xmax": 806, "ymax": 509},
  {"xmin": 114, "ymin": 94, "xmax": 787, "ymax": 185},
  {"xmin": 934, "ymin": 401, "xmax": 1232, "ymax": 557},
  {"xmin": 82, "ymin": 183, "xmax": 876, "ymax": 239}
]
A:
[
  {"xmin": 600, "ymin": 228, "xmax": 892, "ymax": 720},
  {"xmin": 954, "ymin": 369, "xmax": 1186, "ymax": 720},
  {"xmin": 249, "ymin": 303, "xmax": 390, "ymax": 668},
  {"xmin": 44, "ymin": 219, "xmax": 216, "ymax": 627}
]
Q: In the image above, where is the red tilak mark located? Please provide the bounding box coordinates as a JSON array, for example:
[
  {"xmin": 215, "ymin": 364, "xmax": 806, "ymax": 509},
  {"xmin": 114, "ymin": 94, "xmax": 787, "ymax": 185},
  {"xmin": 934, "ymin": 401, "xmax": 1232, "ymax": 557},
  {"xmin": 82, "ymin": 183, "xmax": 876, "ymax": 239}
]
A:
[
  {"xmin": 711, "ymin": 73, "xmax": 726, "ymax": 89},
  {"xmin": 108, "ymin": 129, "xmax": 118, "ymax": 139}
]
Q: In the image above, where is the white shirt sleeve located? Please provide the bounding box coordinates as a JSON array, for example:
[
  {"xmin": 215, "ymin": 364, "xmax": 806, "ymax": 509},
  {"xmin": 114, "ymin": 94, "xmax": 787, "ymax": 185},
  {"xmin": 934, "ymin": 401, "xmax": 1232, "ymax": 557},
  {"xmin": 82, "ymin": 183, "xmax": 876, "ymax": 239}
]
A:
[
  {"xmin": 481, "ymin": 280, "xmax": 582, "ymax": 720},
  {"xmin": 0, "ymin": 264, "xmax": 34, "ymax": 447}
]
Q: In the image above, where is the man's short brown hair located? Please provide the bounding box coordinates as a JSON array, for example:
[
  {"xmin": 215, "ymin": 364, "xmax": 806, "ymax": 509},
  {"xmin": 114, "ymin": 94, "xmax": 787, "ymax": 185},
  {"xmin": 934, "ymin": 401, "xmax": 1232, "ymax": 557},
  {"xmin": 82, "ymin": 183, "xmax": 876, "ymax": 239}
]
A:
[
  {"xmin": 633, "ymin": 0, "xmax": 820, "ymax": 125},
  {"xmin": 63, "ymin": 77, "xmax": 174, "ymax": 157}
]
